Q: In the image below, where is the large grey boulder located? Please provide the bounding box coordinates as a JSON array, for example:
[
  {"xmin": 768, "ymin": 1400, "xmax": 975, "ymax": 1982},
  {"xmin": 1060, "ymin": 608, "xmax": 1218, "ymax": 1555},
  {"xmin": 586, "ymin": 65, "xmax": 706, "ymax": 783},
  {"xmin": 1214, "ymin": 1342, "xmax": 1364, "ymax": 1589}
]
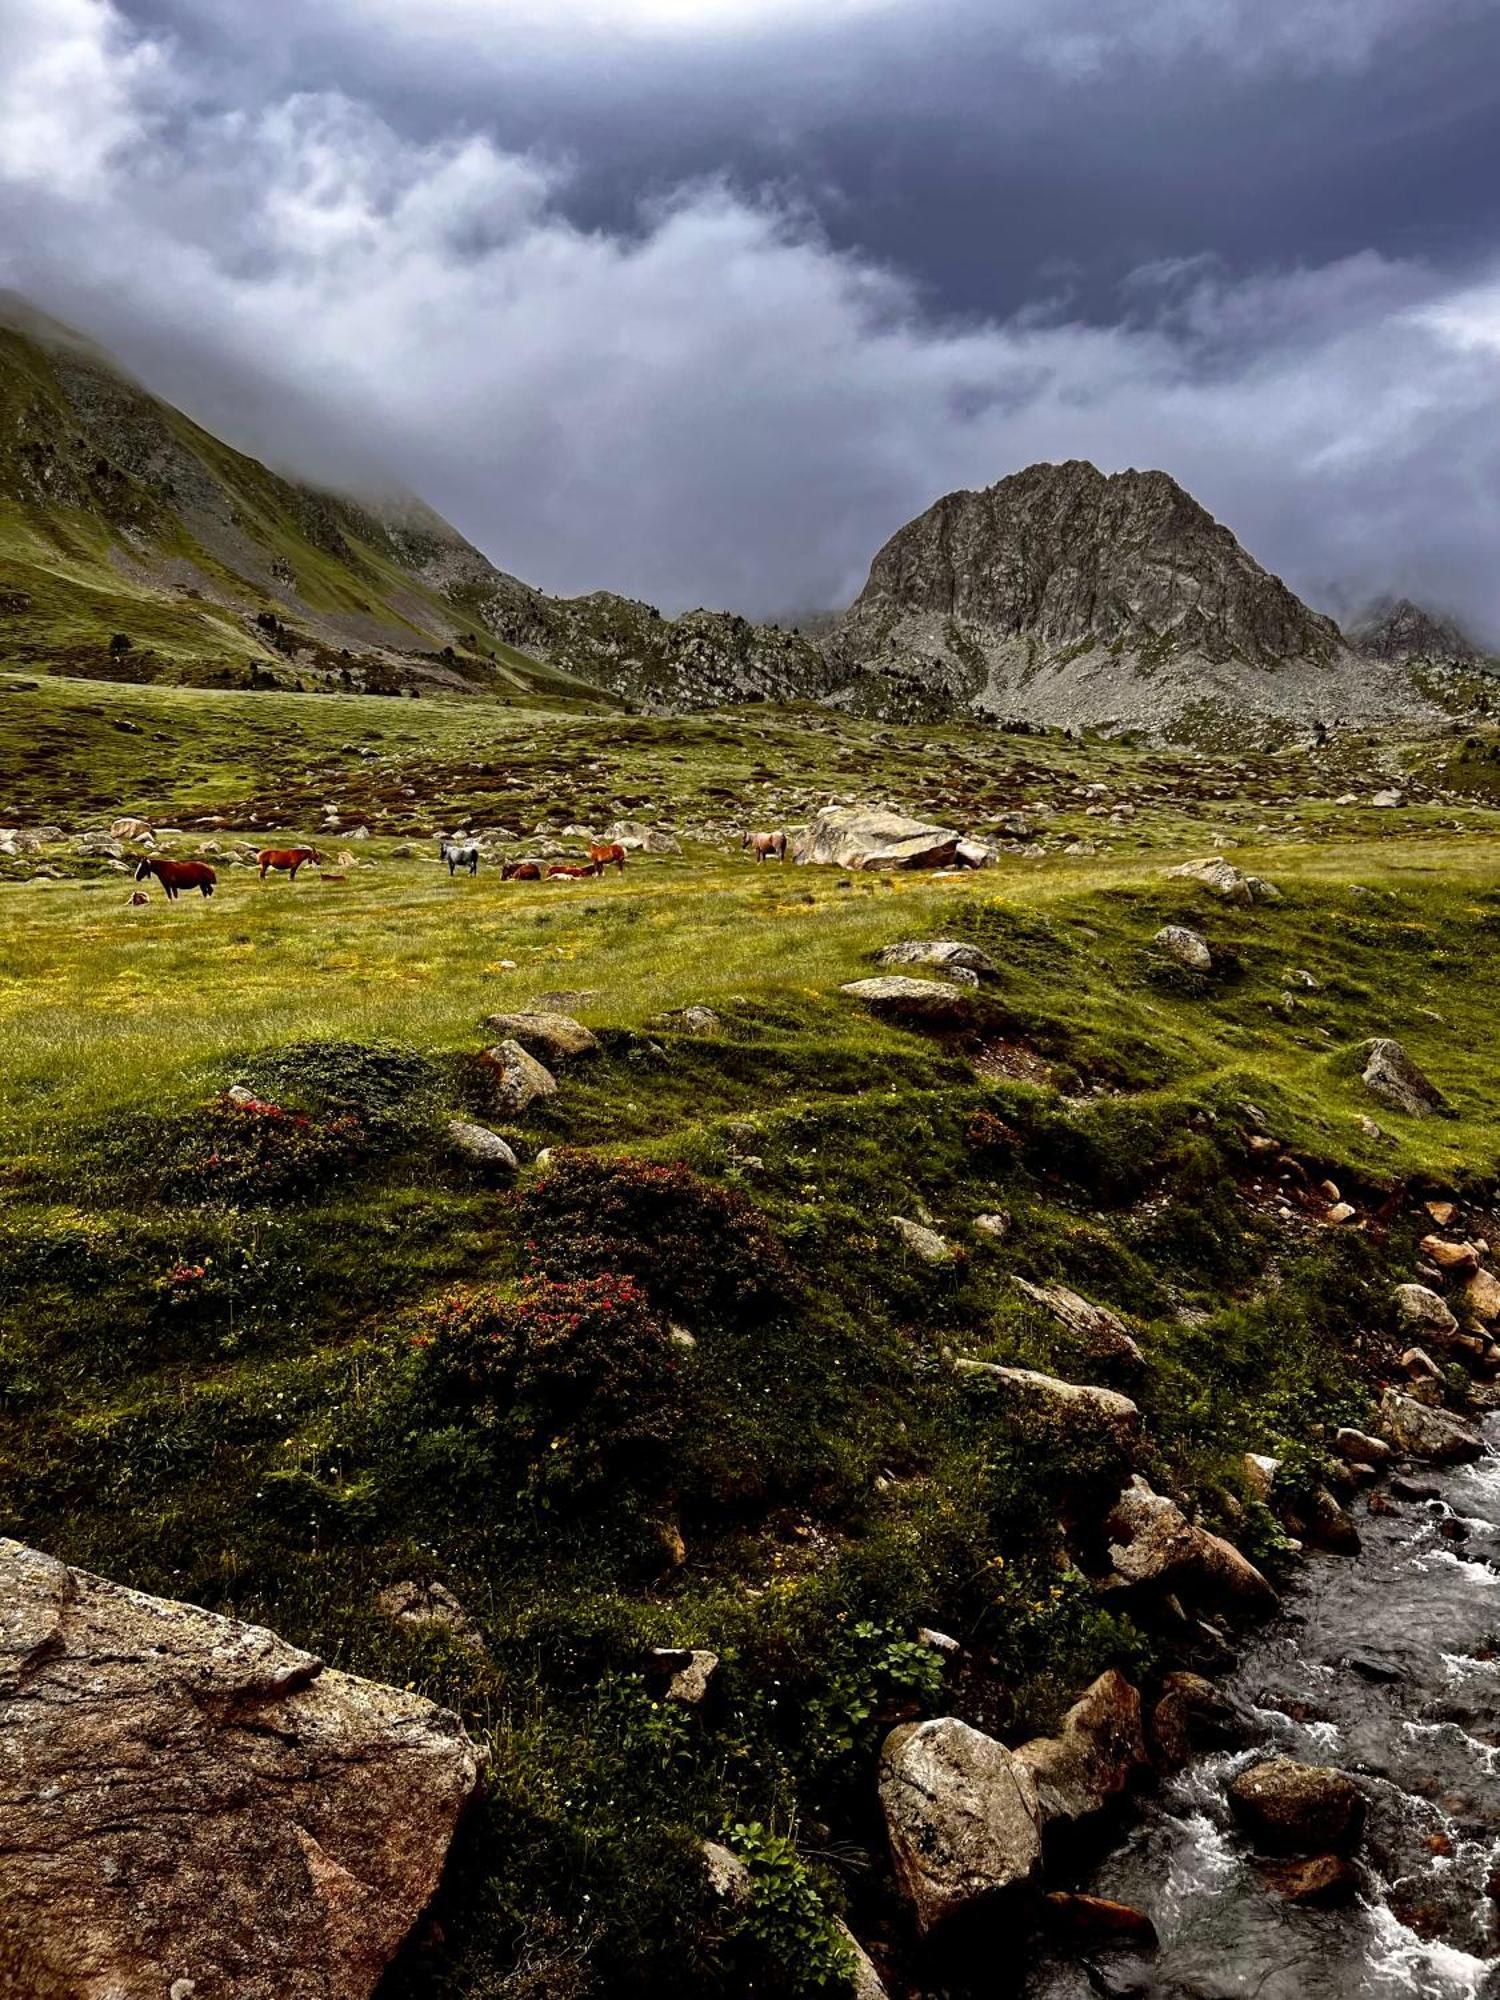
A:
[
  {"xmin": 877, "ymin": 939, "xmax": 999, "ymax": 977},
  {"xmin": 481, "ymin": 1011, "xmax": 599, "ymax": 1060},
  {"xmin": 1376, "ymin": 1388, "xmax": 1482, "ymax": 1463},
  {"xmin": 840, "ymin": 976, "xmax": 973, "ymax": 1026},
  {"xmin": 480, "ymin": 1040, "xmax": 558, "ymax": 1113},
  {"xmin": 1015, "ymin": 1670, "xmax": 1147, "ymax": 1832},
  {"xmin": 954, "ymin": 1362, "xmax": 1139, "ymax": 1452},
  {"xmin": 1105, "ymin": 1477, "xmax": 1276, "ymax": 1610},
  {"xmin": 0, "ymin": 1539, "xmax": 483, "ymax": 2000},
  {"xmin": 797, "ymin": 806, "xmax": 963, "ymax": 872},
  {"xmin": 1360, "ymin": 1038, "xmax": 1447, "ymax": 1118},
  {"xmin": 878, "ymin": 1717, "xmax": 1042, "ymax": 1934}
]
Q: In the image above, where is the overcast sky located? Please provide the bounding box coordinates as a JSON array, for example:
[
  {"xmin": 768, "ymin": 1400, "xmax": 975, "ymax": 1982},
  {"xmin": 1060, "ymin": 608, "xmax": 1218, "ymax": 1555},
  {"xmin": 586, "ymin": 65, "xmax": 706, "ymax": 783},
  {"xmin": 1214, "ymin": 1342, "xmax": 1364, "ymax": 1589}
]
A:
[{"xmin": 2, "ymin": 0, "xmax": 1500, "ymax": 634}]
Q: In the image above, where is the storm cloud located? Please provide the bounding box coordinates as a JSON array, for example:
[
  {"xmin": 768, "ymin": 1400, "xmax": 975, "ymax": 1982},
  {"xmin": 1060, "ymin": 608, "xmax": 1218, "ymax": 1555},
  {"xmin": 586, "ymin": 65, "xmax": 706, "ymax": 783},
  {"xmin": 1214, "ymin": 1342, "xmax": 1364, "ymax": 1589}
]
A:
[{"xmin": 2, "ymin": 0, "xmax": 1500, "ymax": 637}]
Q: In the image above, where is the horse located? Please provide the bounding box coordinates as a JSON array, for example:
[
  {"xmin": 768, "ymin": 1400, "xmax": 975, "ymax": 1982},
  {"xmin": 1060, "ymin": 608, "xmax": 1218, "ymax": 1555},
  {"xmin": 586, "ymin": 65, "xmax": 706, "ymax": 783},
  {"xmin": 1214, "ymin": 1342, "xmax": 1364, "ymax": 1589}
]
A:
[
  {"xmin": 588, "ymin": 841, "xmax": 627, "ymax": 875},
  {"xmin": 547, "ymin": 860, "xmax": 603, "ymax": 880},
  {"xmin": 742, "ymin": 830, "xmax": 788, "ymax": 863},
  {"xmin": 501, "ymin": 860, "xmax": 542, "ymax": 881},
  {"xmin": 257, "ymin": 845, "xmax": 320, "ymax": 880},
  {"xmin": 135, "ymin": 856, "xmax": 216, "ymax": 900},
  {"xmin": 440, "ymin": 838, "xmax": 480, "ymax": 878}
]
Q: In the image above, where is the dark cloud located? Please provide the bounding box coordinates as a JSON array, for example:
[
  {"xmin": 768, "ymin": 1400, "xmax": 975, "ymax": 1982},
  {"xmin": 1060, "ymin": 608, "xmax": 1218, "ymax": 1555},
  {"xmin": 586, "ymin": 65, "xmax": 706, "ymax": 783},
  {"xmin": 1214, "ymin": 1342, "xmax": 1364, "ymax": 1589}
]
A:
[{"xmin": 3, "ymin": 0, "xmax": 1500, "ymax": 639}]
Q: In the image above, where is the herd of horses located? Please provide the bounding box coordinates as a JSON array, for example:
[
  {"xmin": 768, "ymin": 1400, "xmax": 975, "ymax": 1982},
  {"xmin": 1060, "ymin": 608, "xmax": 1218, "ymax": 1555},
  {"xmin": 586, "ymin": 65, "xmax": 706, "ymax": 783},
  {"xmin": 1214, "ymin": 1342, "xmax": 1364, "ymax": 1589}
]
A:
[{"xmin": 130, "ymin": 831, "xmax": 785, "ymax": 901}]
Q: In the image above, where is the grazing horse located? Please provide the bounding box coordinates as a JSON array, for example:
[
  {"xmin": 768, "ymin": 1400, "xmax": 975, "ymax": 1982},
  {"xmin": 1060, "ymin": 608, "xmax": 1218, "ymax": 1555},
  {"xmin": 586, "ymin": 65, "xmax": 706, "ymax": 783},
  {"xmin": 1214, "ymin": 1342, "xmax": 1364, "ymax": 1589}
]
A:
[
  {"xmin": 257, "ymin": 845, "xmax": 320, "ymax": 880},
  {"xmin": 742, "ymin": 830, "xmax": 788, "ymax": 863},
  {"xmin": 588, "ymin": 841, "xmax": 627, "ymax": 875},
  {"xmin": 501, "ymin": 859, "xmax": 542, "ymax": 881},
  {"xmin": 547, "ymin": 860, "xmax": 603, "ymax": 880},
  {"xmin": 440, "ymin": 838, "xmax": 480, "ymax": 878},
  {"xmin": 135, "ymin": 856, "xmax": 216, "ymax": 900}
]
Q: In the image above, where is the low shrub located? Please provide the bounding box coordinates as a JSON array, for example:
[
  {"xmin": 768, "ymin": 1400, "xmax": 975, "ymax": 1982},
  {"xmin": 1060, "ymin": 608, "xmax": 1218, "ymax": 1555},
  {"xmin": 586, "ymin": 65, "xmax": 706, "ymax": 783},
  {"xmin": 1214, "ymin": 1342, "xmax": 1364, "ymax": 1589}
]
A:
[
  {"xmin": 159, "ymin": 1095, "xmax": 366, "ymax": 1203},
  {"xmin": 243, "ymin": 1039, "xmax": 439, "ymax": 1136}
]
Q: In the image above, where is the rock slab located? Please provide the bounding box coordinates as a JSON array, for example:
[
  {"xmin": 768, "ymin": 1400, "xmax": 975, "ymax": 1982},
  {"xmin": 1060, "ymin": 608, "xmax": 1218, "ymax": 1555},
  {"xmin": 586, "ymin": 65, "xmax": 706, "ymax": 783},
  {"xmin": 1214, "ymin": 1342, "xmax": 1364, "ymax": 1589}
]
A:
[{"xmin": 0, "ymin": 1538, "xmax": 483, "ymax": 2000}]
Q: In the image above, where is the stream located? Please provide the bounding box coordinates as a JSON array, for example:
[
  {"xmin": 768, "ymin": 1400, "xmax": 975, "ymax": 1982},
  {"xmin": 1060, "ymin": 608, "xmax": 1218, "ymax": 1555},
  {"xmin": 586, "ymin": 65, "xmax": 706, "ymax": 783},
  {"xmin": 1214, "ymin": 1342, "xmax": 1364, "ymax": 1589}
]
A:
[{"xmin": 1024, "ymin": 1421, "xmax": 1500, "ymax": 2000}]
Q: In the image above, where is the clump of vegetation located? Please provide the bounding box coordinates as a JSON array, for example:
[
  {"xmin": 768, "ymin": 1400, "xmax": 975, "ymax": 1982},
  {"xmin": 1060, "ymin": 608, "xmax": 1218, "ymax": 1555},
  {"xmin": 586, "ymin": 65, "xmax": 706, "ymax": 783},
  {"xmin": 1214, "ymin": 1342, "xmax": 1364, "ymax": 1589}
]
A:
[{"xmin": 157, "ymin": 1092, "xmax": 367, "ymax": 1203}]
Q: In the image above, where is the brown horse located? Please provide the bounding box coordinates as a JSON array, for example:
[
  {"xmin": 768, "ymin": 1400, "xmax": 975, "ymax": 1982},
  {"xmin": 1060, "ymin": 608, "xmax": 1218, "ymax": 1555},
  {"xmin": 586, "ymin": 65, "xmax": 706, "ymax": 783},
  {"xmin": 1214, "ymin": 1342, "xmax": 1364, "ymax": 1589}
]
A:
[
  {"xmin": 588, "ymin": 841, "xmax": 627, "ymax": 875},
  {"xmin": 502, "ymin": 860, "xmax": 542, "ymax": 881},
  {"xmin": 742, "ymin": 830, "xmax": 788, "ymax": 863},
  {"xmin": 257, "ymin": 845, "xmax": 320, "ymax": 880},
  {"xmin": 547, "ymin": 860, "xmax": 603, "ymax": 880},
  {"xmin": 135, "ymin": 856, "xmax": 216, "ymax": 900}
]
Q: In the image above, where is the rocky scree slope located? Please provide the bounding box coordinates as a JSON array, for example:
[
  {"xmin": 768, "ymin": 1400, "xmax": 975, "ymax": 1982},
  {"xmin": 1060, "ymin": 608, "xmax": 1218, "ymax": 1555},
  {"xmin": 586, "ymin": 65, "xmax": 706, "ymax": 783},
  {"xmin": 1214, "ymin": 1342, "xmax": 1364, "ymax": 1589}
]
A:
[{"xmin": 823, "ymin": 460, "xmax": 1459, "ymax": 739}]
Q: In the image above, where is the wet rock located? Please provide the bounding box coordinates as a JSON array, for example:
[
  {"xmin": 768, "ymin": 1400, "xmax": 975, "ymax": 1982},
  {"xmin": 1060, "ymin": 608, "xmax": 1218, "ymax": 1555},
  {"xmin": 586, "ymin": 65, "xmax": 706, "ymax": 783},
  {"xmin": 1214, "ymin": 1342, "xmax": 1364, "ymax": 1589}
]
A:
[
  {"xmin": 1342, "ymin": 1649, "xmax": 1403, "ymax": 1684},
  {"xmin": 1390, "ymin": 1474, "xmax": 1442, "ymax": 1502},
  {"xmin": 1150, "ymin": 1672, "xmax": 1244, "ymax": 1767},
  {"xmin": 1334, "ymin": 1427, "xmax": 1392, "ymax": 1468},
  {"xmin": 891, "ymin": 1216, "xmax": 955, "ymax": 1264},
  {"xmin": 1153, "ymin": 924, "xmax": 1212, "ymax": 972},
  {"xmin": 1016, "ymin": 1670, "xmax": 1148, "ymax": 1832},
  {"xmin": 1260, "ymin": 1853, "xmax": 1360, "ymax": 1905},
  {"xmin": 481, "ymin": 1011, "xmax": 599, "ymax": 1060},
  {"xmin": 1039, "ymin": 1892, "xmax": 1158, "ymax": 1948},
  {"xmin": 877, "ymin": 938, "xmax": 999, "ymax": 977},
  {"xmin": 1105, "ymin": 1478, "xmax": 1276, "ymax": 1611},
  {"xmin": 1227, "ymin": 1758, "xmax": 1366, "ymax": 1856},
  {"xmin": 479, "ymin": 1040, "xmax": 558, "ymax": 1114},
  {"xmin": 1307, "ymin": 1487, "xmax": 1360, "ymax": 1555},
  {"xmin": 1393, "ymin": 1283, "xmax": 1460, "ymax": 1344},
  {"xmin": 839, "ymin": 975, "xmax": 974, "ymax": 1026},
  {"xmin": 953, "ymin": 1363, "xmax": 1140, "ymax": 1451},
  {"xmin": 1360, "ymin": 1038, "xmax": 1448, "ymax": 1119},
  {"xmin": 446, "ymin": 1119, "xmax": 519, "ymax": 1174},
  {"xmin": 798, "ymin": 806, "xmax": 964, "ymax": 872},
  {"xmin": 878, "ymin": 1717, "xmax": 1042, "ymax": 1935},
  {"xmin": 0, "ymin": 1538, "xmax": 483, "ymax": 2000},
  {"xmin": 1377, "ymin": 1389, "xmax": 1483, "ymax": 1464},
  {"xmin": 1013, "ymin": 1278, "xmax": 1144, "ymax": 1377}
]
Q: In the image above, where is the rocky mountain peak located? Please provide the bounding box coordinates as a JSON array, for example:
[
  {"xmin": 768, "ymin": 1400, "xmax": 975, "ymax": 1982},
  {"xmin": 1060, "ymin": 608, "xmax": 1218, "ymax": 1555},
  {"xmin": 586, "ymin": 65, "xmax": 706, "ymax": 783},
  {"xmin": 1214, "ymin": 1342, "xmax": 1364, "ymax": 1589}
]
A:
[{"xmin": 1347, "ymin": 597, "xmax": 1483, "ymax": 665}]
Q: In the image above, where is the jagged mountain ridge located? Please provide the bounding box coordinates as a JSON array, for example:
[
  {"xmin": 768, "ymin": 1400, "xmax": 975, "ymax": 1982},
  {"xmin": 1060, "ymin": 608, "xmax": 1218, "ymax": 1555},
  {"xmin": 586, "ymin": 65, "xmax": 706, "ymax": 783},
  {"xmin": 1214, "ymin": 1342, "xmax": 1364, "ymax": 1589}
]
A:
[{"xmin": 1347, "ymin": 596, "xmax": 1486, "ymax": 666}]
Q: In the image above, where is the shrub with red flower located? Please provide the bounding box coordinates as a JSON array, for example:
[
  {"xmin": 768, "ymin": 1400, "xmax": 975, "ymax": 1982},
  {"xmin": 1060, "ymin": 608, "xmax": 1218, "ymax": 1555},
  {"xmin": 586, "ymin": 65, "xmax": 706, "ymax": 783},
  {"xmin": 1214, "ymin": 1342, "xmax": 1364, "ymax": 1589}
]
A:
[
  {"xmin": 516, "ymin": 1151, "xmax": 792, "ymax": 1323},
  {"xmin": 412, "ymin": 1272, "xmax": 685, "ymax": 1493},
  {"xmin": 160, "ymin": 1094, "xmax": 367, "ymax": 1202}
]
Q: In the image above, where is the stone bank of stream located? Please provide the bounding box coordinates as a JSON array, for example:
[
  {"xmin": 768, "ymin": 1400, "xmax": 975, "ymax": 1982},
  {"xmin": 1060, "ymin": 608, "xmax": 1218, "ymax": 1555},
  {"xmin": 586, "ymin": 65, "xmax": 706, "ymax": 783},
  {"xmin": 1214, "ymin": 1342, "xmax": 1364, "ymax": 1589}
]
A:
[{"xmin": 1025, "ymin": 1422, "xmax": 1500, "ymax": 2000}]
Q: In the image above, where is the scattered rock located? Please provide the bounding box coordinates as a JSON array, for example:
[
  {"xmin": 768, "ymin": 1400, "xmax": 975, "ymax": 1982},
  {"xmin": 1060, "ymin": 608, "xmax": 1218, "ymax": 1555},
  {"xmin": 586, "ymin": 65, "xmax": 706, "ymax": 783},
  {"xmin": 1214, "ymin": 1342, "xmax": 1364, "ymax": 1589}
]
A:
[
  {"xmin": 1377, "ymin": 1389, "xmax": 1483, "ymax": 1464},
  {"xmin": 664, "ymin": 1005, "xmax": 721, "ymax": 1034},
  {"xmin": 1326, "ymin": 1202, "xmax": 1357, "ymax": 1226},
  {"xmin": 1104, "ymin": 1478, "xmax": 1276, "ymax": 1611},
  {"xmin": 1039, "ymin": 1892, "xmax": 1158, "ymax": 1949},
  {"xmin": 1333, "ymin": 1428, "xmax": 1391, "ymax": 1468},
  {"xmin": 1150, "ymin": 1672, "xmax": 1244, "ymax": 1767},
  {"xmin": 701, "ymin": 1840, "xmax": 752, "ymax": 1909},
  {"xmin": 839, "ymin": 976, "xmax": 973, "ymax": 1026},
  {"xmin": 877, "ymin": 939, "xmax": 999, "ymax": 977},
  {"xmin": 1153, "ymin": 924, "xmax": 1212, "ymax": 972},
  {"xmin": 1260, "ymin": 1853, "xmax": 1360, "ymax": 1905},
  {"xmin": 110, "ymin": 816, "xmax": 153, "ymax": 840},
  {"xmin": 1016, "ymin": 1670, "xmax": 1148, "ymax": 1832},
  {"xmin": 1014, "ymin": 1278, "xmax": 1144, "ymax": 1375},
  {"xmin": 481, "ymin": 1011, "xmax": 599, "ymax": 1060},
  {"xmin": 0, "ymin": 1538, "xmax": 483, "ymax": 2000},
  {"xmin": 646, "ymin": 1648, "xmax": 718, "ymax": 1707},
  {"xmin": 797, "ymin": 806, "xmax": 965, "ymax": 872},
  {"xmin": 891, "ymin": 1216, "xmax": 955, "ymax": 1264},
  {"xmin": 878, "ymin": 1717, "xmax": 1042, "ymax": 1935},
  {"xmin": 953, "ymin": 1363, "xmax": 1140, "ymax": 1451},
  {"xmin": 1360, "ymin": 1038, "xmax": 1448, "ymax": 1119},
  {"xmin": 446, "ymin": 1119, "xmax": 519, "ymax": 1174},
  {"xmin": 1464, "ymin": 1268, "xmax": 1500, "ymax": 1326},
  {"xmin": 973, "ymin": 1212, "xmax": 1011, "ymax": 1241},
  {"xmin": 479, "ymin": 1041, "xmax": 558, "ymax": 1114},
  {"xmin": 375, "ymin": 1580, "xmax": 482, "ymax": 1649},
  {"xmin": 1164, "ymin": 856, "xmax": 1278, "ymax": 904},
  {"xmin": 1421, "ymin": 1236, "xmax": 1480, "ymax": 1276},
  {"xmin": 1226, "ymin": 1758, "xmax": 1365, "ymax": 1856},
  {"xmin": 1426, "ymin": 1200, "xmax": 1458, "ymax": 1228},
  {"xmin": 1393, "ymin": 1284, "xmax": 1459, "ymax": 1344}
]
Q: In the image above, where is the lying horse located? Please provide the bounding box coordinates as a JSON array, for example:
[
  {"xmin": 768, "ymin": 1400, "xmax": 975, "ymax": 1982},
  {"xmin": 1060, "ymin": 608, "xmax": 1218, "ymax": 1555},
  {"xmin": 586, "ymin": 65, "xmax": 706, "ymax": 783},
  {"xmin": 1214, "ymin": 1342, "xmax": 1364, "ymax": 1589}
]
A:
[
  {"xmin": 135, "ymin": 856, "xmax": 216, "ymax": 900},
  {"xmin": 547, "ymin": 860, "xmax": 603, "ymax": 880},
  {"xmin": 743, "ymin": 830, "xmax": 788, "ymax": 863},
  {"xmin": 501, "ymin": 859, "xmax": 542, "ymax": 881},
  {"xmin": 588, "ymin": 841, "xmax": 627, "ymax": 875},
  {"xmin": 258, "ymin": 845, "xmax": 320, "ymax": 880},
  {"xmin": 440, "ymin": 838, "xmax": 480, "ymax": 878}
]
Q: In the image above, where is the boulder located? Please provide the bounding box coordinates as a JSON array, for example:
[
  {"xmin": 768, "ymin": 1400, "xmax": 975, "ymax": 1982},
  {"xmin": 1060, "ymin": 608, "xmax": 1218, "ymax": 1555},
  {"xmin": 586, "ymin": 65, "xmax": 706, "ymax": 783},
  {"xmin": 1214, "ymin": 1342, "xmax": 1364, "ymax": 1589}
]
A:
[
  {"xmin": 1465, "ymin": 1268, "xmax": 1500, "ymax": 1326},
  {"xmin": 481, "ymin": 1011, "xmax": 599, "ymax": 1060},
  {"xmin": 974, "ymin": 1212, "xmax": 1011, "ymax": 1241},
  {"xmin": 1104, "ymin": 1478, "xmax": 1276, "ymax": 1611},
  {"xmin": 1376, "ymin": 1388, "xmax": 1482, "ymax": 1464},
  {"xmin": 1153, "ymin": 924, "xmax": 1212, "ymax": 972},
  {"xmin": 797, "ymin": 806, "xmax": 963, "ymax": 872},
  {"xmin": 446, "ymin": 1119, "xmax": 519, "ymax": 1174},
  {"xmin": 1259, "ymin": 1854, "xmax": 1359, "ymax": 1906},
  {"xmin": 878, "ymin": 1717, "xmax": 1042, "ymax": 1935},
  {"xmin": 1392, "ymin": 1283, "xmax": 1459, "ymax": 1345},
  {"xmin": 953, "ymin": 1362, "xmax": 1139, "ymax": 1452},
  {"xmin": 1421, "ymin": 1235, "xmax": 1480, "ymax": 1276},
  {"xmin": 1333, "ymin": 1427, "xmax": 1391, "ymax": 1468},
  {"xmin": 954, "ymin": 839, "xmax": 995, "ymax": 870},
  {"xmin": 1226, "ymin": 1758, "xmax": 1365, "ymax": 1857},
  {"xmin": 111, "ymin": 816, "xmax": 153, "ymax": 840},
  {"xmin": 877, "ymin": 939, "xmax": 999, "ymax": 978},
  {"xmin": 1164, "ymin": 856, "xmax": 1277, "ymax": 904},
  {"xmin": 891, "ymin": 1216, "xmax": 955, "ymax": 1264},
  {"xmin": 1150, "ymin": 1672, "xmax": 1244, "ymax": 1767},
  {"xmin": 662, "ymin": 1005, "xmax": 721, "ymax": 1034},
  {"xmin": 1360, "ymin": 1038, "xmax": 1447, "ymax": 1119},
  {"xmin": 645, "ymin": 1648, "xmax": 719, "ymax": 1707},
  {"xmin": 839, "ymin": 976, "xmax": 973, "ymax": 1026},
  {"xmin": 1012, "ymin": 1278, "xmax": 1144, "ymax": 1376},
  {"xmin": 480, "ymin": 1040, "xmax": 558, "ymax": 1114},
  {"xmin": 1015, "ymin": 1670, "xmax": 1147, "ymax": 1832},
  {"xmin": 608, "ymin": 821, "xmax": 682, "ymax": 854},
  {"xmin": 375, "ymin": 1579, "xmax": 482, "ymax": 1649},
  {"xmin": 0, "ymin": 1538, "xmax": 482, "ymax": 2000},
  {"xmin": 701, "ymin": 1839, "xmax": 752, "ymax": 1909}
]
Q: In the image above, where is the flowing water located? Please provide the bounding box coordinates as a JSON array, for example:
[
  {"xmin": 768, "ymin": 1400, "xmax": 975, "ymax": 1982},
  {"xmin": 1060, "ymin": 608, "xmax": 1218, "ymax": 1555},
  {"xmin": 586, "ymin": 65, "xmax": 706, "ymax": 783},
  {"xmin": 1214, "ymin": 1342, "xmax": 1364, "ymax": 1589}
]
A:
[{"xmin": 1024, "ymin": 1425, "xmax": 1500, "ymax": 2000}]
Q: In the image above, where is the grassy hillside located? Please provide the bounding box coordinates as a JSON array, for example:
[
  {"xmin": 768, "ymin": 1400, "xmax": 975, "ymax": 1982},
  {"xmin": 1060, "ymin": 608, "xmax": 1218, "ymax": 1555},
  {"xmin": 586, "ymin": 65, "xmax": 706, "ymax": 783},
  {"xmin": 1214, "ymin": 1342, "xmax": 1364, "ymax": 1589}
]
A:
[{"xmin": 4, "ymin": 678, "xmax": 1500, "ymax": 1995}]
